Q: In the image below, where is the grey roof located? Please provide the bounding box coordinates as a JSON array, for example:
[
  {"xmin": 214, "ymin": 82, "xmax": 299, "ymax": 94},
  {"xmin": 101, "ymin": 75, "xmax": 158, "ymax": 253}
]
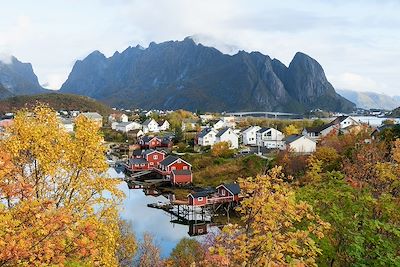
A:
[
  {"xmin": 81, "ymin": 112, "xmax": 102, "ymax": 120},
  {"xmin": 172, "ymin": 169, "xmax": 192, "ymax": 175},
  {"xmin": 283, "ymin": 135, "xmax": 306, "ymax": 144},
  {"xmin": 129, "ymin": 158, "xmax": 148, "ymax": 165},
  {"xmin": 132, "ymin": 150, "xmax": 143, "ymax": 156},
  {"xmin": 159, "ymin": 155, "xmax": 179, "ymax": 166},
  {"xmin": 331, "ymin": 116, "xmax": 350, "ymax": 124},
  {"xmin": 198, "ymin": 128, "xmax": 214, "ymax": 138},
  {"xmin": 142, "ymin": 119, "xmax": 155, "ymax": 126},
  {"xmin": 216, "ymin": 127, "xmax": 231, "ymax": 137},
  {"xmin": 220, "ymin": 183, "xmax": 240, "ymax": 195},
  {"xmin": 257, "ymin": 127, "xmax": 271, "ymax": 133},
  {"xmin": 190, "ymin": 188, "xmax": 215, "ymax": 198},
  {"xmin": 60, "ymin": 118, "xmax": 74, "ymax": 124},
  {"xmin": 157, "ymin": 120, "xmax": 168, "ymax": 126},
  {"xmin": 304, "ymin": 123, "xmax": 335, "ymax": 133},
  {"xmin": 141, "ymin": 136, "xmax": 160, "ymax": 143},
  {"xmin": 141, "ymin": 149, "xmax": 156, "ymax": 156}
]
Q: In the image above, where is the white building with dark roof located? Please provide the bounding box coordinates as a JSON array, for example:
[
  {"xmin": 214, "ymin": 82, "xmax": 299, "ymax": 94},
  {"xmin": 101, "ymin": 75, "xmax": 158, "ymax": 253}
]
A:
[
  {"xmin": 256, "ymin": 128, "xmax": 285, "ymax": 148},
  {"xmin": 283, "ymin": 135, "xmax": 316, "ymax": 153},
  {"xmin": 215, "ymin": 127, "xmax": 239, "ymax": 149},
  {"xmin": 115, "ymin": 121, "xmax": 142, "ymax": 132},
  {"xmin": 197, "ymin": 128, "xmax": 218, "ymax": 147},
  {"xmin": 142, "ymin": 118, "xmax": 159, "ymax": 133},
  {"xmin": 241, "ymin": 126, "xmax": 261, "ymax": 146}
]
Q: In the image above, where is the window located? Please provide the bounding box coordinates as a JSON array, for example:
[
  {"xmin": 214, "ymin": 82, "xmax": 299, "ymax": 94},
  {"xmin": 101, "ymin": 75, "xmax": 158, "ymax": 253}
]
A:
[
  {"xmin": 221, "ymin": 190, "xmax": 226, "ymax": 196},
  {"xmin": 150, "ymin": 162, "xmax": 154, "ymax": 165},
  {"xmin": 154, "ymin": 155, "xmax": 158, "ymax": 160},
  {"xmin": 171, "ymin": 166, "xmax": 176, "ymax": 170},
  {"xmin": 198, "ymin": 197, "xmax": 203, "ymax": 201},
  {"xmin": 198, "ymin": 229, "xmax": 204, "ymax": 234},
  {"xmin": 183, "ymin": 166, "xmax": 188, "ymax": 170},
  {"xmin": 140, "ymin": 164, "xmax": 145, "ymax": 167}
]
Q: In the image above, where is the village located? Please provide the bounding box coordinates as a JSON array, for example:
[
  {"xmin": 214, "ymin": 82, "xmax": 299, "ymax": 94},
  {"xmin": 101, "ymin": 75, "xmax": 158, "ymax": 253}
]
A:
[{"xmin": 1, "ymin": 107, "xmax": 399, "ymax": 236}]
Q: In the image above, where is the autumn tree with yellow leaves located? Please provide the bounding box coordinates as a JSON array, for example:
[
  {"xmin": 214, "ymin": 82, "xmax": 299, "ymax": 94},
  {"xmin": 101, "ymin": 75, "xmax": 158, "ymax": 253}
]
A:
[
  {"xmin": 211, "ymin": 167, "xmax": 330, "ymax": 267},
  {"xmin": 283, "ymin": 124, "xmax": 301, "ymax": 136},
  {"xmin": 0, "ymin": 105, "xmax": 136, "ymax": 266}
]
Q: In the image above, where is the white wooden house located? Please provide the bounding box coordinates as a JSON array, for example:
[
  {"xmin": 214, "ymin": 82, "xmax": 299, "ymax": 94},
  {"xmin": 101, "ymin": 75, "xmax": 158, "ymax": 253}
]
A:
[
  {"xmin": 157, "ymin": 120, "xmax": 170, "ymax": 131},
  {"xmin": 197, "ymin": 128, "xmax": 218, "ymax": 147},
  {"xmin": 212, "ymin": 119, "xmax": 225, "ymax": 130},
  {"xmin": 108, "ymin": 113, "xmax": 128, "ymax": 123},
  {"xmin": 283, "ymin": 135, "xmax": 316, "ymax": 153},
  {"xmin": 302, "ymin": 123, "xmax": 338, "ymax": 141},
  {"xmin": 215, "ymin": 127, "xmax": 239, "ymax": 149},
  {"xmin": 115, "ymin": 121, "xmax": 142, "ymax": 132},
  {"xmin": 331, "ymin": 116, "xmax": 360, "ymax": 129},
  {"xmin": 256, "ymin": 128, "xmax": 285, "ymax": 149},
  {"xmin": 241, "ymin": 126, "xmax": 261, "ymax": 146},
  {"xmin": 142, "ymin": 118, "xmax": 159, "ymax": 133}
]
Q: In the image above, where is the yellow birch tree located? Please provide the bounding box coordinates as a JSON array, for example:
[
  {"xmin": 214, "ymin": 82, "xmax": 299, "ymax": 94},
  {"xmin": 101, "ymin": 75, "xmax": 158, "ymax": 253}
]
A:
[{"xmin": 0, "ymin": 105, "xmax": 135, "ymax": 266}]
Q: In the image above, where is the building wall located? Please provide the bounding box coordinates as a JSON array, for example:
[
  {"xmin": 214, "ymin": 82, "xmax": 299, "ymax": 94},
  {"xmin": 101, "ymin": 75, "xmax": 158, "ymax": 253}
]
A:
[
  {"xmin": 289, "ymin": 138, "xmax": 316, "ymax": 153},
  {"xmin": 146, "ymin": 152, "xmax": 165, "ymax": 167},
  {"xmin": 168, "ymin": 161, "xmax": 191, "ymax": 172},
  {"xmin": 217, "ymin": 130, "xmax": 239, "ymax": 149},
  {"xmin": 172, "ymin": 173, "xmax": 192, "ymax": 184},
  {"xmin": 256, "ymin": 129, "xmax": 284, "ymax": 147},
  {"xmin": 242, "ymin": 126, "xmax": 261, "ymax": 146},
  {"xmin": 148, "ymin": 139, "xmax": 162, "ymax": 148},
  {"xmin": 198, "ymin": 132, "xmax": 216, "ymax": 146},
  {"xmin": 189, "ymin": 196, "xmax": 207, "ymax": 206}
]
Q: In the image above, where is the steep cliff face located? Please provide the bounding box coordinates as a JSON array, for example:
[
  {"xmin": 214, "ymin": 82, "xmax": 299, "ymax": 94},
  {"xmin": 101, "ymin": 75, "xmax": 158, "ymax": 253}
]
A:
[
  {"xmin": 0, "ymin": 56, "xmax": 45, "ymax": 98},
  {"xmin": 60, "ymin": 38, "xmax": 354, "ymax": 113}
]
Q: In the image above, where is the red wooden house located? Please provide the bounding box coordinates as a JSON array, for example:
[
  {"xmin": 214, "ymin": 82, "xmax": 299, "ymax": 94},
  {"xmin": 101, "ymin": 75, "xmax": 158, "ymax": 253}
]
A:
[
  {"xmin": 139, "ymin": 136, "xmax": 162, "ymax": 149},
  {"xmin": 142, "ymin": 149, "xmax": 165, "ymax": 168},
  {"xmin": 187, "ymin": 183, "xmax": 241, "ymax": 206},
  {"xmin": 216, "ymin": 183, "xmax": 241, "ymax": 201},
  {"xmin": 171, "ymin": 169, "xmax": 192, "ymax": 185},
  {"xmin": 157, "ymin": 156, "xmax": 191, "ymax": 176},
  {"xmin": 128, "ymin": 149, "xmax": 165, "ymax": 171},
  {"xmin": 128, "ymin": 158, "xmax": 149, "ymax": 171},
  {"xmin": 187, "ymin": 191, "xmax": 210, "ymax": 206}
]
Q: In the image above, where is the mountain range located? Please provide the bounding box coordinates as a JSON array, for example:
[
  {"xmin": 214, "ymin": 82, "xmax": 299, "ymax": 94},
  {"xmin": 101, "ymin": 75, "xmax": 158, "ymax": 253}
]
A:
[
  {"xmin": 59, "ymin": 37, "xmax": 354, "ymax": 113},
  {"xmin": 337, "ymin": 89, "xmax": 400, "ymax": 110},
  {"xmin": 0, "ymin": 57, "xmax": 47, "ymax": 99},
  {"xmin": 0, "ymin": 37, "xmax": 355, "ymax": 113}
]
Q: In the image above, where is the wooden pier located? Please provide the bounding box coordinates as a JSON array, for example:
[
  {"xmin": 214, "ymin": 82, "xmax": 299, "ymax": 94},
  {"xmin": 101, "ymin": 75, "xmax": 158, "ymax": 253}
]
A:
[{"xmin": 147, "ymin": 201, "xmax": 211, "ymax": 224}]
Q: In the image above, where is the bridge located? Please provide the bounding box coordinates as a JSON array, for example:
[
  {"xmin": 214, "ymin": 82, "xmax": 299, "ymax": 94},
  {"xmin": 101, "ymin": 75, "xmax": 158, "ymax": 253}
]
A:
[{"xmin": 226, "ymin": 111, "xmax": 300, "ymax": 118}]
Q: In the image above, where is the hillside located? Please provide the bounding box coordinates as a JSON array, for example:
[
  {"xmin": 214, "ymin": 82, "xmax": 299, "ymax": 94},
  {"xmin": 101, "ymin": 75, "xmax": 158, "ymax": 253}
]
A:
[
  {"xmin": 337, "ymin": 89, "xmax": 400, "ymax": 110},
  {"xmin": 60, "ymin": 37, "xmax": 354, "ymax": 113},
  {"xmin": 0, "ymin": 93, "xmax": 113, "ymax": 116},
  {"xmin": 392, "ymin": 106, "xmax": 400, "ymax": 117}
]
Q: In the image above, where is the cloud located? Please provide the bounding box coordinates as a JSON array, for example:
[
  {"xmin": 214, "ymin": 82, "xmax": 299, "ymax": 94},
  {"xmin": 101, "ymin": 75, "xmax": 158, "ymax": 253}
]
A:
[
  {"xmin": 1, "ymin": 0, "xmax": 399, "ymax": 94},
  {"xmin": 0, "ymin": 53, "xmax": 12, "ymax": 64},
  {"xmin": 329, "ymin": 72, "xmax": 380, "ymax": 92}
]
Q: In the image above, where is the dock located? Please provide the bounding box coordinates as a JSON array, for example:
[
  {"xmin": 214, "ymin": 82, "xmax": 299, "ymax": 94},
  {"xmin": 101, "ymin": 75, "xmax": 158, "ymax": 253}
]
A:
[{"xmin": 147, "ymin": 201, "xmax": 211, "ymax": 224}]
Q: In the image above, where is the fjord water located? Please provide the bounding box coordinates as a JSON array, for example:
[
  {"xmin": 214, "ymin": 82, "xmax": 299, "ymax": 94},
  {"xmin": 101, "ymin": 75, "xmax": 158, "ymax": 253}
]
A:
[{"xmin": 108, "ymin": 168, "xmax": 193, "ymax": 257}]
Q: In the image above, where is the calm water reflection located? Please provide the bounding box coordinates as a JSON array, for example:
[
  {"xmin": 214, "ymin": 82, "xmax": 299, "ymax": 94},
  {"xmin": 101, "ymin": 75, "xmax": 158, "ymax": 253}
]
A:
[{"xmin": 108, "ymin": 168, "xmax": 208, "ymax": 257}]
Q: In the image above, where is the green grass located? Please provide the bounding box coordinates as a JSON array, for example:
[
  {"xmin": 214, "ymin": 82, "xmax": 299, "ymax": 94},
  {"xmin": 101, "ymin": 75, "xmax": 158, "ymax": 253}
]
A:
[{"xmin": 183, "ymin": 153, "xmax": 268, "ymax": 187}]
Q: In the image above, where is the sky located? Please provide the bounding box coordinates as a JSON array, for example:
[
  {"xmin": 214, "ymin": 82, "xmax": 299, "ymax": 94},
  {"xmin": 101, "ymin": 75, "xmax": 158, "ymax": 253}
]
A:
[{"xmin": 1, "ymin": 0, "xmax": 399, "ymax": 95}]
